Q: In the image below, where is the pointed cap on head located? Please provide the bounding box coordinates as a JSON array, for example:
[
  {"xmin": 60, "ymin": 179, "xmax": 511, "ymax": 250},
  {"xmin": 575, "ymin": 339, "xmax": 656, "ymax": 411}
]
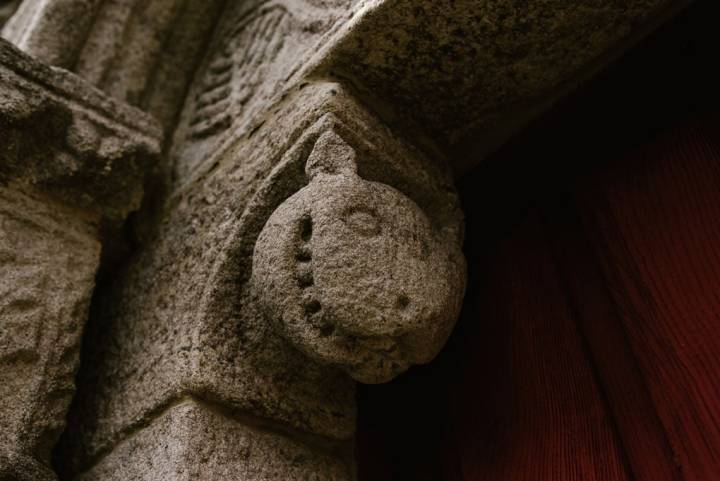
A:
[{"xmin": 305, "ymin": 130, "xmax": 357, "ymax": 180}]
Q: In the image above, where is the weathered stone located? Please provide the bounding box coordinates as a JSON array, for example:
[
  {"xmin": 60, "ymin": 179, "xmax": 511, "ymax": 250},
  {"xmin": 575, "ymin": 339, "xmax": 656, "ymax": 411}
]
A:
[
  {"xmin": 1, "ymin": 0, "xmax": 693, "ymax": 479},
  {"xmin": 59, "ymin": 81, "xmax": 464, "ymax": 476},
  {"xmin": 0, "ymin": 38, "xmax": 161, "ymax": 222},
  {"xmin": 0, "ymin": 37, "xmax": 160, "ymax": 480},
  {"xmin": 2, "ymin": 0, "xmax": 228, "ymax": 130},
  {"xmin": 0, "ymin": 189, "xmax": 98, "ymax": 481},
  {"xmin": 0, "ymin": 1, "xmax": 19, "ymax": 28},
  {"xmin": 2, "ymin": 0, "xmax": 101, "ymax": 68},
  {"xmin": 304, "ymin": 0, "xmax": 692, "ymax": 172},
  {"xmin": 170, "ymin": 0, "xmax": 354, "ymax": 179},
  {"xmin": 76, "ymin": 400, "xmax": 354, "ymax": 481},
  {"xmin": 252, "ymin": 130, "xmax": 465, "ymax": 383},
  {"xmin": 73, "ymin": 0, "xmax": 228, "ymax": 129}
]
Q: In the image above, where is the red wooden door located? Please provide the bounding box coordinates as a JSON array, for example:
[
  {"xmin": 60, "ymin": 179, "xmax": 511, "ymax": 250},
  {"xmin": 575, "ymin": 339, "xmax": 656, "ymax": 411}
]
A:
[
  {"xmin": 356, "ymin": 4, "xmax": 720, "ymax": 479},
  {"xmin": 444, "ymin": 119, "xmax": 720, "ymax": 481},
  {"xmin": 358, "ymin": 124, "xmax": 720, "ymax": 480}
]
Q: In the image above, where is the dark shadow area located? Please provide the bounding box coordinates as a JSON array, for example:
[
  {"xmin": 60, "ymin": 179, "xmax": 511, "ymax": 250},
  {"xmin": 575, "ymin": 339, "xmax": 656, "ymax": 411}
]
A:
[{"xmin": 356, "ymin": 1, "xmax": 720, "ymax": 479}]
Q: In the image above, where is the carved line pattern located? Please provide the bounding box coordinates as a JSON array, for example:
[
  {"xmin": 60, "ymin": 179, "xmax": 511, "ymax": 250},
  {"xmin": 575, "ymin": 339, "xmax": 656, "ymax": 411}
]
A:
[
  {"xmin": 295, "ymin": 214, "xmax": 334, "ymax": 337},
  {"xmin": 188, "ymin": 5, "xmax": 290, "ymax": 139}
]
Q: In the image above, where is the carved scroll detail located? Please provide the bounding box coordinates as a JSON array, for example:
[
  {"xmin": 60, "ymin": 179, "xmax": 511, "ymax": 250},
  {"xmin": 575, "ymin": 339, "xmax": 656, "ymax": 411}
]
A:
[{"xmin": 188, "ymin": 5, "xmax": 290, "ymax": 139}]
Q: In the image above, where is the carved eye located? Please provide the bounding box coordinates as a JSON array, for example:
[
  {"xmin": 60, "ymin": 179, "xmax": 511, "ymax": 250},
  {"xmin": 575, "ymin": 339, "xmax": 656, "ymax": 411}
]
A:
[{"xmin": 343, "ymin": 208, "xmax": 381, "ymax": 237}]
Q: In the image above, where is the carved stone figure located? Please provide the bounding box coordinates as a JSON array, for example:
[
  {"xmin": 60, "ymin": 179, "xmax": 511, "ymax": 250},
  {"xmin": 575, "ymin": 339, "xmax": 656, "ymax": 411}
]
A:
[
  {"xmin": 253, "ymin": 131, "xmax": 466, "ymax": 383},
  {"xmin": 0, "ymin": 0, "xmax": 686, "ymax": 478}
]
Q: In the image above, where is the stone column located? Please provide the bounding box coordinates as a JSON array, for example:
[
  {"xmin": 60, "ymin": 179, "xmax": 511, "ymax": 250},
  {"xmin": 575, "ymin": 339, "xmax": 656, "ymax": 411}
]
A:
[
  {"xmin": 0, "ymin": 38, "xmax": 160, "ymax": 480},
  {"xmin": 1, "ymin": 0, "xmax": 102, "ymax": 68},
  {"xmin": 0, "ymin": 1, "xmax": 20, "ymax": 28}
]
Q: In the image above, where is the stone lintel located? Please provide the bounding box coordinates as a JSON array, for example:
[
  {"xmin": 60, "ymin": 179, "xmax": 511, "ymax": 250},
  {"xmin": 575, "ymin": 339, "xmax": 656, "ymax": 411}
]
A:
[{"xmin": 303, "ymin": 0, "xmax": 692, "ymax": 173}]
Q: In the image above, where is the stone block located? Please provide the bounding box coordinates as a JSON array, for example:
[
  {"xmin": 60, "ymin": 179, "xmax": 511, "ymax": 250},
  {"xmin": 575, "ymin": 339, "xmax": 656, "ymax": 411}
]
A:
[
  {"xmin": 0, "ymin": 36, "xmax": 160, "ymax": 479},
  {"xmin": 306, "ymin": 0, "xmax": 691, "ymax": 172},
  {"xmin": 76, "ymin": 400, "xmax": 354, "ymax": 481},
  {"xmin": 0, "ymin": 38, "xmax": 161, "ymax": 223}
]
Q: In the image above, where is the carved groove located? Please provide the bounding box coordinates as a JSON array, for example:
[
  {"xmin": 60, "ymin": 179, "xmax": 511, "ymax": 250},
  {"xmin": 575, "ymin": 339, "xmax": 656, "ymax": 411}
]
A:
[
  {"xmin": 187, "ymin": 5, "xmax": 290, "ymax": 140},
  {"xmin": 295, "ymin": 214, "xmax": 324, "ymax": 321}
]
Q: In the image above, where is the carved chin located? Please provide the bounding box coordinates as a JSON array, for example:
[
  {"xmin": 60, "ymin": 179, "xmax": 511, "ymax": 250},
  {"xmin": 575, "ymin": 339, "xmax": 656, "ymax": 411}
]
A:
[
  {"xmin": 347, "ymin": 357, "xmax": 411, "ymax": 384},
  {"xmin": 281, "ymin": 312, "xmax": 416, "ymax": 383},
  {"xmin": 302, "ymin": 331, "xmax": 413, "ymax": 384}
]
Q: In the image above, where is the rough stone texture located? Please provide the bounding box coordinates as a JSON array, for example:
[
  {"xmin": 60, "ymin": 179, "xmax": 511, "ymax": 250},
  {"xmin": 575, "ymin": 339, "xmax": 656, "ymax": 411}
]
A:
[
  {"xmin": 305, "ymin": 0, "xmax": 692, "ymax": 172},
  {"xmin": 0, "ymin": 1, "xmax": 20, "ymax": 28},
  {"xmin": 171, "ymin": 0, "xmax": 355, "ymax": 179},
  {"xmin": 253, "ymin": 130, "xmax": 465, "ymax": 383},
  {"xmin": 0, "ymin": 38, "xmax": 161, "ymax": 222},
  {"xmin": 0, "ymin": 37, "xmax": 160, "ymax": 480},
  {"xmin": 1, "ymin": 0, "xmax": 691, "ymax": 479},
  {"xmin": 58, "ymin": 81, "xmax": 464, "ymax": 477},
  {"xmin": 73, "ymin": 0, "xmax": 228, "ymax": 129},
  {"xmin": 2, "ymin": 0, "xmax": 228, "ymax": 130},
  {"xmin": 0, "ymin": 189, "xmax": 99, "ymax": 481},
  {"xmin": 75, "ymin": 400, "xmax": 354, "ymax": 481},
  {"xmin": 1, "ymin": 0, "xmax": 102, "ymax": 68}
]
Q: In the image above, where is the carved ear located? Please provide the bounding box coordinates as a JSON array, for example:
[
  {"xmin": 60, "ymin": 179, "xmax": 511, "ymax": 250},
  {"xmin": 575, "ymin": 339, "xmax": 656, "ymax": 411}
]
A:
[{"xmin": 305, "ymin": 130, "xmax": 358, "ymax": 179}]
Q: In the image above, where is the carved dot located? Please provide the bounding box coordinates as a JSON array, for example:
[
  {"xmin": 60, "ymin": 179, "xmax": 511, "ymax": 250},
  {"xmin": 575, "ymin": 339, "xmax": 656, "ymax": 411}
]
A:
[
  {"xmin": 304, "ymin": 299, "xmax": 321, "ymax": 315},
  {"xmin": 296, "ymin": 246, "xmax": 312, "ymax": 262},
  {"xmin": 296, "ymin": 270, "xmax": 314, "ymax": 288},
  {"xmin": 396, "ymin": 295, "xmax": 410, "ymax": 309},
  {"xmin": 300, "ymin": 215, "xmax": 313, "ymax": 242},
  {"xmin": 319, "ymin": 324, "xmax": 335, "ymax": 337}
]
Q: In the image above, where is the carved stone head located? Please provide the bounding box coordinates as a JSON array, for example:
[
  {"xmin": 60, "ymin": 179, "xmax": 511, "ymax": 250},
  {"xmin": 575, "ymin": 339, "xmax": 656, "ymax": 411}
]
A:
[{"xmin": 252, "ymin": 131, "xmax": 465, "ymax": 383}]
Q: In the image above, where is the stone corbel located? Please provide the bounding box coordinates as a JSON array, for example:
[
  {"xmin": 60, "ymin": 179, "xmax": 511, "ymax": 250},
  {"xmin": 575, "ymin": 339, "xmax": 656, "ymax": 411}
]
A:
[
  {"xmin": 55, "ymin": 83, "xmax": 466, "ymax": 480},
  {"xmin": 252, "ymin": 129, "xmax": 466, "ymax": 383}
]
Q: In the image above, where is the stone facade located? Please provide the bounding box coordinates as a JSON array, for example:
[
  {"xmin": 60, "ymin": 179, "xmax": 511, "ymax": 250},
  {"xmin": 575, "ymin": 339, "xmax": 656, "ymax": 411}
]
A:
[{"xmin": 0, "ymin": 0, "xmax": 690, "ymax": 479}]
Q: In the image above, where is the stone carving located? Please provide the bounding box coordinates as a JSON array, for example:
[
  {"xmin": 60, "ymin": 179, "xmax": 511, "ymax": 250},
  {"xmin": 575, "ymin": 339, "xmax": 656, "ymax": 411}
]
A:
[
  {"xmin": 0, "ymin": 38, "xmax": 162, "ymax": 222},
  {"xmin": 253, "ymin": 130, "xmax": 465, "ymax": 383},
  {"xmin": 0, "ymin": 1, "xmax": 19, "ymax": 28},
  {"xmin": 0, "ymin": 37, "xmax": 160, "ymax": 480},
  {"xmin": 189, "ymin": 5, "xmax": 290, "ymax": 139},
  {"xmin": 0, "ymin": 189, "xmax": 100, "ymax": 481},
  {"xmin": 173, "ymin": 0, "xmax": 352, "ymax": 181},
  {"xmin": 55, "ymin": 85, "xmax": 464, "ymax": 481}
]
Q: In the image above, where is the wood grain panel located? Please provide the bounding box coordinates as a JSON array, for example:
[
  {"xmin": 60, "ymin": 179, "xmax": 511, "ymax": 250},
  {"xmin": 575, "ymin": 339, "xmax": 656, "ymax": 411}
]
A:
[
  {"xmin": 443, "ymin": 215, "xmax": 630, "ymax": 481},
  {"xmin": 548, "ymin": 202, "xmax": 681, "ymax": 481},
  {"xmin": 577, "ymin": 121, "xmax": 720, "ymax": 481}
]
